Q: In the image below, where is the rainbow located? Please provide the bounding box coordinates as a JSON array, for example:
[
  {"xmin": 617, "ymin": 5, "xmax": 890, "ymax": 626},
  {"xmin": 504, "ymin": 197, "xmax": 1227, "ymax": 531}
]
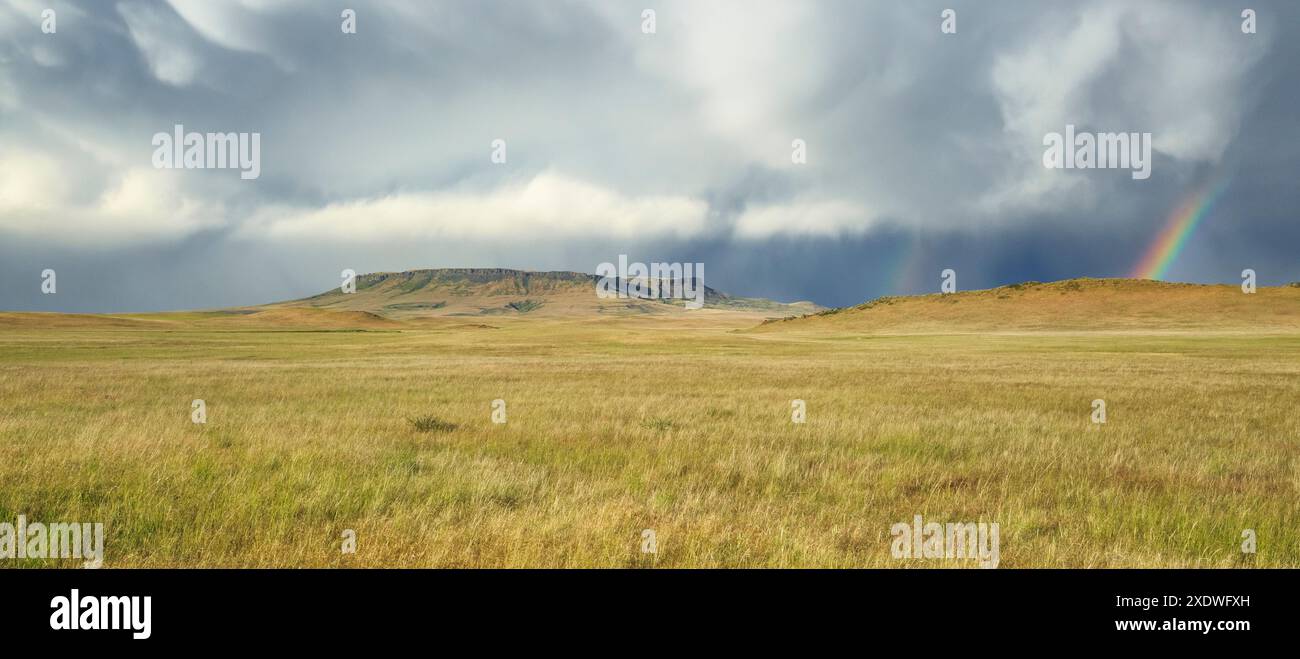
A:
[
  {"xmin": 890, "ymin": 232, "xmax": 925, "ymax": 294},
  {"xmin": 1129, "ymin": 180, "xmax": 1229, "ymax": 280}
]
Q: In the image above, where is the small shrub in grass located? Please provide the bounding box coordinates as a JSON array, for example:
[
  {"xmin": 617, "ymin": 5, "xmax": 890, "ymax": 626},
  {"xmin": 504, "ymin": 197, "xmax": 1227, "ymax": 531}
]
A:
[
  {"xmin": 642, "ymin": 418, "xmax": 676, "ymax": 432},
  {"xmin": 506, "ymin": 299, "xmax": 544, "ymax": 313},
  {"xmin": 407, "ymin": 415, "xmax": 458, "ymax": 433}
]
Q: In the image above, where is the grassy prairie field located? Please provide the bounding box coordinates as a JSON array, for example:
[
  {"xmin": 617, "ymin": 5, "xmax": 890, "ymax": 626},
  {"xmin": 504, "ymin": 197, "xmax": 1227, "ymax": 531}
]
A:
[{"xmin": 1, "ymin": 305, "xmax": 1297, "ymax": 567}]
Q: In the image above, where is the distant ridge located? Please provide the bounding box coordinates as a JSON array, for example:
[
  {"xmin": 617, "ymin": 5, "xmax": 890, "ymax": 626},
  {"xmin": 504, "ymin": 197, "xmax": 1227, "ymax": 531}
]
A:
[
  {"xmin": 755, "ymin": 278, "xmax": 1300, "ymax": 333},
  {"xmin": 9, "ymin": 275, "xmax": 1292, "ymax": 333},
  {"xmin": 276, "ymin": 268, "xmax": 822, "ymax": 319}
]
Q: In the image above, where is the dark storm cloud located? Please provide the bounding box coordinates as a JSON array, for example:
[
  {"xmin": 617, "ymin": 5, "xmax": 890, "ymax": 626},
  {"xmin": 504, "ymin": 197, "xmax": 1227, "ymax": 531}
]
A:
[{"xmin": 0, "ymin": 0, "xmax": 1296, "ymax": 312}]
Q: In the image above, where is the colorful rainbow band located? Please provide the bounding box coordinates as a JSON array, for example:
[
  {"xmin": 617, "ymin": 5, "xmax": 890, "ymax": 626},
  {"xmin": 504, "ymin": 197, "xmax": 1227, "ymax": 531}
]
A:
[{"xmin": 1130, "ymin": 180, "xmax": 1229, "ymax": 280}]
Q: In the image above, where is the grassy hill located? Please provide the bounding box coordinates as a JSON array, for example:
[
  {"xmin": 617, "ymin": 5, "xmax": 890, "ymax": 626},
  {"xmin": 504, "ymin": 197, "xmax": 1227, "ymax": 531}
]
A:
[
  {"xmin": 0, "ymin": 268, "xmax": 821, "ymax": 330},
  {"xmin": 756, "ymin": 278, "xmax": 1300, "ymax": 334}
]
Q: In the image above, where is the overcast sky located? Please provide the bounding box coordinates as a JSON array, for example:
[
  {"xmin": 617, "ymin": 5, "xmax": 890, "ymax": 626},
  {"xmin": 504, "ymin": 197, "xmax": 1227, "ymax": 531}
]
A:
[{"xmin": 1, "ymin": 0, "xmax": 1297, "ymax": 312}]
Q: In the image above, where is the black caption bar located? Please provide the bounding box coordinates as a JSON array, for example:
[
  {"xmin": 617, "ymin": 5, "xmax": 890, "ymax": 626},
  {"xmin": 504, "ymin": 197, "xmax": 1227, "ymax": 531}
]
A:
[{"xmin": 0, "ymin": 569, "xmax": 1289, "ymax": 649}]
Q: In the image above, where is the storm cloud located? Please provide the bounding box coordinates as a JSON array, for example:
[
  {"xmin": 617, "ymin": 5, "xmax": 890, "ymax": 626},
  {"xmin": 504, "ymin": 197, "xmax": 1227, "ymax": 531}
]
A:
[{"xmin": 1, "ymin": 0, "xmax": 1296, "ymax": 311}]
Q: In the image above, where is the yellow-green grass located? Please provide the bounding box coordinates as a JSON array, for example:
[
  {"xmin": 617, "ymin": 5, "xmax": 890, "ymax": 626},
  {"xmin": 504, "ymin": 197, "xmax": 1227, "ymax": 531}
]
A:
[{"xmin": 1, "ymin": 313, "xmax": 1297, "ymax": 567}]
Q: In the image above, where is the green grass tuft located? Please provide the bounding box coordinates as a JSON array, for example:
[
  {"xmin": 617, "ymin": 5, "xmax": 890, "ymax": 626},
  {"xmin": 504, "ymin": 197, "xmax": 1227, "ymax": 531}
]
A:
[{"xmin": 407, "ymin": 415, "xmax": 458, "ymax": 433}]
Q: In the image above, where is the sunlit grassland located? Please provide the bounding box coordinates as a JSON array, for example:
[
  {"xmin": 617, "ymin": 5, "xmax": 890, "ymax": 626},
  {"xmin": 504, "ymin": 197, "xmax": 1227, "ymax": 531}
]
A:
[{"xmin": 1, "ymin": 318, "xmax": 1297, "ymax": 567}]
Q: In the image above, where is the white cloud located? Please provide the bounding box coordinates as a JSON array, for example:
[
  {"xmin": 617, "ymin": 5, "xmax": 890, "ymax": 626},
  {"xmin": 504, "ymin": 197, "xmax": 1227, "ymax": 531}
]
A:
[
  {"xmin": 733, "ymin": 199, "xmax": 874, "ymax": 239},
  {"xmin": 98, "ymin": 168, "xmax": 220, "ymax": 235},
  {"xmin": 239, "ymin": 172, "xmax": 710, "ymax": 243},
  {"xmin": 164, "ymin": 0, "xmax": 300, "ymax": 71},
  {"xmin": 0, "ymin": 150, "xmax": 68, "ymax": 213},
  {"xmin": 117, "ymin": 1, "xmax": 202, "ymax": 86},
  {"xmin": 29, "ymin": 43, "xmax": 65, "ymax": 67},
  {"xmin": 982, "ymin": 0, "xmax": 1265, "ymax": 214},
  {"xmin": 0, "ymin": 151, "xmax": 223, "ymax": 244},
  {"xmin": 0, "ymin": 0, "xmax": 1281, "ymax": 251},
  {"xmin": 599, "ymin": 0, "xmax": 831, "ymax": 165}
]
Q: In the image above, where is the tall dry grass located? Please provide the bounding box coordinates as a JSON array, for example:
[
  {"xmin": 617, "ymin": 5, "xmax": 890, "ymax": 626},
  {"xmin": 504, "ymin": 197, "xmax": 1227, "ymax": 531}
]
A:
[{"xmin": 0, "ymin": 318, "xmax": 1296, "ymax": 567}]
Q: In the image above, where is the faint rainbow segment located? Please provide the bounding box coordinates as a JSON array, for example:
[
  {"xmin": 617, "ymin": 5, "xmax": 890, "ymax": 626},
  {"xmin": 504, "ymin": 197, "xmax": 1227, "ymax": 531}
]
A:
[{"xmin": 1130, "ymin": 180, "xmax": 1230, "ymax": 280}]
